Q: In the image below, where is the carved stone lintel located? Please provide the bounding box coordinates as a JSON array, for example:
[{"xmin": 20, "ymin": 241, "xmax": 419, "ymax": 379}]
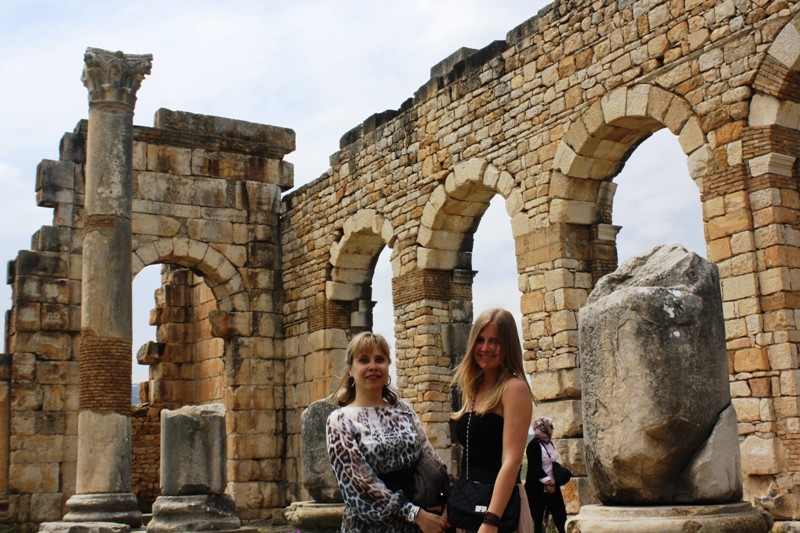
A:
[{"xmin": 82, "ymin": 47, "xmax": 152, "ymax": 109}]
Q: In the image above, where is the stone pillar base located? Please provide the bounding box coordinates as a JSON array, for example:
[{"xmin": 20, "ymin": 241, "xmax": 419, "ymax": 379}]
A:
[
  {"xmin": 566, "ymin": 502, "xmax": 772, "ymax": 533},
  {"xmin": 284, "ymin": 501, "xmax": 345, "ymax": 532},
  {"xmin": 39, "ymin": 521, "xmax": 131, "ymax": 533},
  {"xmin": 64, "ymin": 493, "xmax": 142, "ymax": 528},
  {"xmin": 146, "ymin": 494, "xmax": 241, "ymax": 533}
]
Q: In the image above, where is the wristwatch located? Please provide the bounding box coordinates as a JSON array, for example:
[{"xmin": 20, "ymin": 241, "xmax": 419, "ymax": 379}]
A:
[{"xmin": 405, "ymin": 504, "xmax": 420, "ymax": 523}]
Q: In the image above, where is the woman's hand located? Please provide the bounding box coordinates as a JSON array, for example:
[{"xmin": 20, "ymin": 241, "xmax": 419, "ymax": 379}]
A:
[
  {"xmin": 544, "ymin": 482, "xmax": 556, "ymax": 494},
  {"xmin": 415, "ymin": 508, "xmax": 448, "ymax": 533}
]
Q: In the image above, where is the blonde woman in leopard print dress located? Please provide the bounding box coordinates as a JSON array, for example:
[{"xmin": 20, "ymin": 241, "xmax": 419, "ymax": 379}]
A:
[{"xmin": 326, "ymin": 332, "xmax": 449, "ymax": 533}]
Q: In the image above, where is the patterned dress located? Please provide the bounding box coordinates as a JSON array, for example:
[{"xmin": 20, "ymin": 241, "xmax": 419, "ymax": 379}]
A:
[{"xmin": 326, "ymin": 401, "xmax": 444, "ymax": 532}]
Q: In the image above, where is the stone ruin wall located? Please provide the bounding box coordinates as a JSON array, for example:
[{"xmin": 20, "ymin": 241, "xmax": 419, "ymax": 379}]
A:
[
  {"xmin": 131, "ymin": 267, "xmax": 227, "ymax": 508},
  {"xmin": 3, "ymin": 111, "xmax": 294, "ymax": 530},
  {"xmin": 2, "ymin": 0, "xmax": 800, "ymax": 530},
  {"xmin": 281, "ymin": 0, "xmax": 800, "ymax": 521}
]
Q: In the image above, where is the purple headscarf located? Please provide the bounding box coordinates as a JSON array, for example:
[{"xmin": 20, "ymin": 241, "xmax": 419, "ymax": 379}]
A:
[{"xmin": 533, "ymin": 416, "xmax": 554, "ymax": 443}]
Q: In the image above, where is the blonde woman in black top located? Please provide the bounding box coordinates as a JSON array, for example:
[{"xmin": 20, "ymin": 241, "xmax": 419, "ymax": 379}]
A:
[{"xmin": 451, "ymin": 308, "xmax": 535, "ymax": 533}]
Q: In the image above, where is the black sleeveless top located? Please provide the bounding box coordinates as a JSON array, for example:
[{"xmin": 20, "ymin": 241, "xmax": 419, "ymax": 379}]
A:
[{"xmin": 455, "ymin": 412, "xmax": 519, "ymax": 484}]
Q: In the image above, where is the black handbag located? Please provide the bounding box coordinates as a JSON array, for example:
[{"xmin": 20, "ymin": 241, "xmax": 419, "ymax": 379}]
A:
[
  {"xmin": 447, "ymin": 477, "xmax": 520, "ymax": 532},
  {"xmin": 551, "ymin": 461, "xmax": 572, "ymax": 487},
  {"xmin": 446, "ymin": 405, "xmax": 521, "ymax": 533},
  {"xmin": 413, "ymin": 451, "xmax": 452, "ymax": 510}
]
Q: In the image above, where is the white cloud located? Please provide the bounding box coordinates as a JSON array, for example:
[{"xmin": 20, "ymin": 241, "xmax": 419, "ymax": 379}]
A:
[
  {"xmin": 0, "ymin": 164, "xmax": 52, "ymax": 239},
  {"xmin": 0, "ymin": 1, "xmax": 703, "ymax": 385},
  {"xmin": 614, "ymin": 130, "xmax": 705, "ymax": 262}
]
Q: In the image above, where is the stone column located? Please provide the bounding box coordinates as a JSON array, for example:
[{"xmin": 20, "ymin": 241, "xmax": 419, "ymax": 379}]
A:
[
  {"xmin": 64, "ymin": 48, "xmax": 152, "ymax": 527},
  {"xmin": 146, "ymin": 405, "xmax": 243, "ymax": 533},
  {"xmin": 0, "ymin": 354, "xmax": 10, "ymax": 521}
]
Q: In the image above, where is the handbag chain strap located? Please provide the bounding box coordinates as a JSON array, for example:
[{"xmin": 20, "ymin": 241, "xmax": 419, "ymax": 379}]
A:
[{"xmin": 465, "ymin": 392, "xmax": 478, "ymax": 481}]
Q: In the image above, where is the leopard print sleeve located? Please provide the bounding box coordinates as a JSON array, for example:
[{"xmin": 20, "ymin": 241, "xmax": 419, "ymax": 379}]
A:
[{"xmin": 326, "ymin": 406, "xmax": 420, "ymax": 529}]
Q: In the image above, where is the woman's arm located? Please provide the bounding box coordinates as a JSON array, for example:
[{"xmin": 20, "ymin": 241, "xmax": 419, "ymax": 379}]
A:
[
  {"xmin": 325, "ymin": 410, "xmax": 419, "ymax": 524},
  {"xmin": 481, "ymin": 377, "xmax": 532, "ymax": 532}
]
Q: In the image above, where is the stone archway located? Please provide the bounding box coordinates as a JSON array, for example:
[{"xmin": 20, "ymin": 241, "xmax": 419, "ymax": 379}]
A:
[
  {"xmin": 399, "ymin": 158, "xmax": 527, "ymax": 462},
  {"xmin": 326, "ymin": 209, "xmax": 398, "ymax": 306},
  {"xmin": 417, "ymin": 159, "xmax": 527, "ymax": 270},
  {"xmin": 133, "ymin": 237, "xmax": 248, "ymax": 311},
  {"xmin": 129, "ymin": 237, "xmax": 252, "ymax": 509},
  {"xmin": 548, "ymin": 83, "xmax": 711, "ymax": 283},
  {"xmin": 521, "ymin": 84, "xmax": 715, "ymax": 511},
  {"xmin": 551, "ymin": 84, "xmax": 709, "ymax": 238},
  {"xmin": 132, "ymin": 236, "xmax": 251, "ymax": 403},
  {"xmin": 554, "ymin": 84, "xmax": 708, "ymax": 184}
]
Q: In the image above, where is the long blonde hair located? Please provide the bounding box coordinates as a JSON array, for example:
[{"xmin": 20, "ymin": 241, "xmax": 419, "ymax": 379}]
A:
[
  {"xmin": 452, "ymin": 308, "xmax": 532, "ymax": 418},
  {"xmin": 333, "ymin": 332, "xmax": 399, "ymax": 406}
]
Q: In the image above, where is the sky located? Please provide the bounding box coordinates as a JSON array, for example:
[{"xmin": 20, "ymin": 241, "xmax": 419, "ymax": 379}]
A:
[{"xmin": 0, "ymin": 0, "xmax": 705, "ymax": 384}]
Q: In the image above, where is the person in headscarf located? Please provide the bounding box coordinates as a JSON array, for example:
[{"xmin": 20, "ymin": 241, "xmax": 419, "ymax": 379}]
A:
[{"xmin": 524, "ymin": 417, "xmax": 567, "ymax": 533}]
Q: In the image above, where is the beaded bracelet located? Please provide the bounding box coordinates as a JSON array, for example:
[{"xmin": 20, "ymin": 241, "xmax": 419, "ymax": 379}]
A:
[{"xmin": 483, "ymin": 511, "xmax": 502, "ymax": 527}]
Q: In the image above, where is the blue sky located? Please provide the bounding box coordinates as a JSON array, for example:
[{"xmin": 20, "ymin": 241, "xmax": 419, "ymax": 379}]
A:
[{"xmin": 0, "ymin": 1, "xmax": 705, "ymax": 383}]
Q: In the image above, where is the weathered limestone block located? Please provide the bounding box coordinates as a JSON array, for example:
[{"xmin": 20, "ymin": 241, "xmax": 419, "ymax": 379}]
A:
[
  {"xmin": 530, "ymin": 368, "xmax": 581, "ymax": 401},
  {"xmin": 148, "ymin": 404, "xmax": 243, "ymax": 533},
  {"xmin": 532, "ymin": 400, "xmax": 582, "ymax": 438},
  {"xmin": 39, "ymin": 522, "xmax": 130, "ymax": 533},
  {"xmin": 36, "ymin": 160, "xmax": 76, "ymax": 208},
  {"xmin": 566, "ymin": 502, "xmax": 773, "ymax": 533},
  {"xmin": 302, "ymin": 398, "xmax": 341, "ymax": 503},
  {"xmin": 146, "ymin": 495, "xmax": 241, "ymax": 533},
  {"xmin": 160, "ymin": 404, "xmax": 226, "ymax": 496},
  {"xmin": 154, "ymin": 108, "xmax": 296, "ymax": 155},
  {"xmin": 741, "ymin": 434, "xmax": 783, "ymax": 475},
  {"xmin": 15, "ymin": 250, "xmax": 69, "ymax": 278},
  {"xmin": 284, "ymin": 501, "xmax": 344, "ymax": 532},
  {"xmin": 579, "ymin": 244, "xmax": 741, "ymax": 504},
  {"xmin": 676, "ymin": 404, "xmax": 741, "ymax": 502},
  {"xmin": 74, "ymin": 412, "xmax": 132, "ymax": 494}
]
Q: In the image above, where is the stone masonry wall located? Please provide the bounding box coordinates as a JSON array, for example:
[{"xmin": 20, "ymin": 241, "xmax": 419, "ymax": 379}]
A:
[
  {"xmin": 131, "ymin": 404, "xmax": 160, "ymax": 509},
  {"xmin": 281, "ymin": 0, "xmax": 800, "ymax": 521},
  {"xmin": 130, "ymin": 266, "xmax": 223, "ymax": 509},
  {"xmin": 3, "ymin": 0, "xmax": 800, "ymax": 530},
  {"xmin": 4, "ymin": 108, "xmax": 293, "ymax": 531}
]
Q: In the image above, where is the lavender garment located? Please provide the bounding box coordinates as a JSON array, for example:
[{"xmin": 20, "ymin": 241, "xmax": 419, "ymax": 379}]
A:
[{"xmin": 538, "ymin": 440, "xmax": 558, "ymax": 483}]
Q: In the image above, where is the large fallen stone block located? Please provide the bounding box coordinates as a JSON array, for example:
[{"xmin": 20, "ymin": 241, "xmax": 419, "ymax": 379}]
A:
[
  {"xmin": 160, "ymin": 403, "xmax": 226, "ymax": 496},
  {"xmin": 579, "ymin": 244, "xmax": 741, "ymax": 504}
]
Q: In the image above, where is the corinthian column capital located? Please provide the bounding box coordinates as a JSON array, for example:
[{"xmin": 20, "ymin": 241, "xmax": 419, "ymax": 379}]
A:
[{"xmin": 82, "ymin": 47, "xmax": 153, "ymax": 109}]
